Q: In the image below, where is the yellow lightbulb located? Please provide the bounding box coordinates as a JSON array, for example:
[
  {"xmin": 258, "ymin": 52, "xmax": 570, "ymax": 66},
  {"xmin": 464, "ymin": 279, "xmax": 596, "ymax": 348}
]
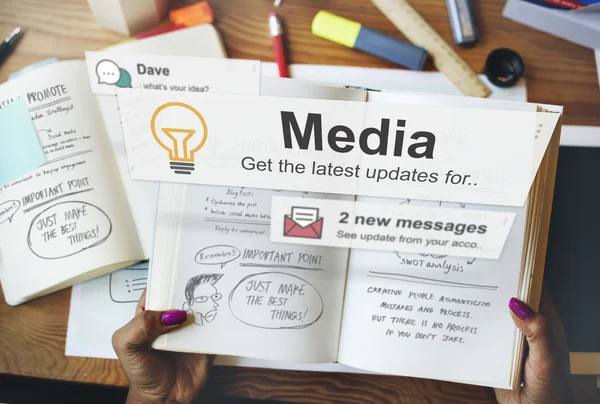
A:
[{"xmin": 150, "ymin": 102, "xmax": 208, "ymax": 175}]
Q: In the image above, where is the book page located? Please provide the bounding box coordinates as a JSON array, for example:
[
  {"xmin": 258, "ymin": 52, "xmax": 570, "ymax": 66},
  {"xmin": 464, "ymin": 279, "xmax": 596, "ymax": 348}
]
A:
[
  {"xmin": 152, "ymin": 184, "xmax": 352, "ymax": 363},
  {"xmin": 337, "ymin": 198, "xmax": 527, "ymax": 387},
  {"xmin": 333, "ymin": 90, "xmax": 538, "ymax": 387},
  {"xmin": 145, "ymin": 79, "xmax": 367, "ymax": 363},
  {"xmin": 0, "ymin": 61, "xmax": 143, "ymax": 305}
]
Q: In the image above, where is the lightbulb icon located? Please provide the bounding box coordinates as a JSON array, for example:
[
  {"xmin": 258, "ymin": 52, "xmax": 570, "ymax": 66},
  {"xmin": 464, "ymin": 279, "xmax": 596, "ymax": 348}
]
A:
[{"xmin": 150, "ymin": 102, "xmax": 208, "ymax": 175}]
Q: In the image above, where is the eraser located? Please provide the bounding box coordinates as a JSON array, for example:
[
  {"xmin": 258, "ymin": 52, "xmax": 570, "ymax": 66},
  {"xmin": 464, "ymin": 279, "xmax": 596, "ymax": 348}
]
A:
[{"xmin": 169, "ymin": 1, "xmax": 214, "ymax": 26}]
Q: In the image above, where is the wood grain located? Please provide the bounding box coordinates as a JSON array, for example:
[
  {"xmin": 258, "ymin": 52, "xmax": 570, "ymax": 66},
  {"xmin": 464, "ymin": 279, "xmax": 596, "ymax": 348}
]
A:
[{"xmin": 0, "ymin": 0, "xmax": 599, "ymax": 403}]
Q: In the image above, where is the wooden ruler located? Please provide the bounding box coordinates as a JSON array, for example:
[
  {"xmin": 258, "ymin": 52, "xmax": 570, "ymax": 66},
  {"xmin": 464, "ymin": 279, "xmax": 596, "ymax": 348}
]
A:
[{"xmin": 371, "ymin": 0, "xmax": 491, "ymax": 98}]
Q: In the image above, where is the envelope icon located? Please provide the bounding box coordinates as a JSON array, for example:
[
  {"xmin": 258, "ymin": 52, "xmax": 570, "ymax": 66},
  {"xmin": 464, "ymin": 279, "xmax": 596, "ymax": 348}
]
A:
[{"xmin": 283, "ymin": 207, "xmax": 323, "ymax": 239}]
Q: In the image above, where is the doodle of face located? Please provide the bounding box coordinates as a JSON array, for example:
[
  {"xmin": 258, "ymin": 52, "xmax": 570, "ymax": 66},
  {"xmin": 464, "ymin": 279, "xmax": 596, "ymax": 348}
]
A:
[
  {"xmin": 183, "ymin": 273, "xmax": 223, "ymax": 326},
  {"xmin": 96, "ymin": 60, "xmax": 121, "ymax": 85},
  {"xmin": 191, "ymin": 283, "xmax": 222, "ymax": 325}
]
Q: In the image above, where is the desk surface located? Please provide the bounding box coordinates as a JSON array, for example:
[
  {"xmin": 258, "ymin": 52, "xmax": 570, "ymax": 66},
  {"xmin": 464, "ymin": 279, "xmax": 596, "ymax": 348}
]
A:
[{"xmin": 1, "ymin": 0, "xmax": 599, "ymax": 403}]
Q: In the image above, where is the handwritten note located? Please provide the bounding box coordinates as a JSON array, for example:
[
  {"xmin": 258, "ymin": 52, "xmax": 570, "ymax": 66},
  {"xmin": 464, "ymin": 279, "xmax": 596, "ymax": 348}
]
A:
[
  {"xmin": 149, "ymin": 183, "xmax": 351, "ymax": 363},
  {"xmin": 336, "ymin": 198, "xmax": 527, "ymax": 386},
  {"xmin": 0, "ymin": 61, "xmax": 143, "ymax": 305}
]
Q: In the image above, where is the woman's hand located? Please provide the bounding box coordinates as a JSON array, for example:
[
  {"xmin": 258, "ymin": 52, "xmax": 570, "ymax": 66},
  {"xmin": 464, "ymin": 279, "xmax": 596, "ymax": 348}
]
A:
[
  {"xmin": 495, "ymin": 287, "xmax": 573, "ymax": 404},
  {"xmin": 112, "ymin": 289, "xmax": 214, "ymax": 404}
]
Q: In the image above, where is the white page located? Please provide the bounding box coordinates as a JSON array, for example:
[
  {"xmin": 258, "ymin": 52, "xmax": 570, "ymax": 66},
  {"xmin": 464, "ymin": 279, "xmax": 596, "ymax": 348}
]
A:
[
  {"xmin": 0, "ymin": 61, "xmax": 142, "ymax": 306},
  {"xmin": 337, "ymin": 198, "xmax": 526, "ymax": 387},
  {"xmin": 335, "ymin": 92, "xmax": 539, "ymax": 387},
  {"xmin": 149, "ymin": 81, "xmax": 367, "ymax": 363},
  {"xmin": 66, "ymin": 262, "xmax": 148, "ymax": 359},
  {"xmin": 151, "ymin": 183, "xmax": 351, "ymax": 363}
]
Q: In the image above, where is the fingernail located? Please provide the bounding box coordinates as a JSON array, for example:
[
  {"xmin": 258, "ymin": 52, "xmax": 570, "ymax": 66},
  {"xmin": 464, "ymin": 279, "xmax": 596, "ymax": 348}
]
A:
[
  {"xmin": 161, "ymin": 310, "xmax": 187, "ymax": 326},
  {"xmin": 509, "ymin": 297, "xmax": 533, "ymax": 320}
]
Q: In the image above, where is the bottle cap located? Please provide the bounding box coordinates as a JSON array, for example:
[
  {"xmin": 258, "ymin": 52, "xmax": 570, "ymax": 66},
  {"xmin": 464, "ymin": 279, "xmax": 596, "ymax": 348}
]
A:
[{"xmin": 485, "ymin": 48, "xmax": 524, "ymax": 88}]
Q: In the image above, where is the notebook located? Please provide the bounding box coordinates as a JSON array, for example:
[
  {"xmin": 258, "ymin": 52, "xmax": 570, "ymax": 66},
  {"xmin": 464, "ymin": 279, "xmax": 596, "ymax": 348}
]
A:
[
  {"xmin": 139, "ymin": 88, "xmax": 562, "ymax": 389},
  {"xmin": 0, "ymin": 27, "xmax": 260, "ymax": 305}
]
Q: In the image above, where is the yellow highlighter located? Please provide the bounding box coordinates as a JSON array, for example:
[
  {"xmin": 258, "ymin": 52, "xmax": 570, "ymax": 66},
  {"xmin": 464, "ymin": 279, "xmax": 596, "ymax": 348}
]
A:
[{"xmin": 312, "ymin": 11, "xmax": 428, "ymax": 70}]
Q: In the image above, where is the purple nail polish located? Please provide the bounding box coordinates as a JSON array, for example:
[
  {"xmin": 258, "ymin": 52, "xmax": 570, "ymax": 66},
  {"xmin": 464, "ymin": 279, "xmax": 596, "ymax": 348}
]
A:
[
  {"xmin": 509, "ymin": 297, "xmax": 533, "ymax": 320},
  {"xmin": 161, "ymin": 310, "xmax": 187, "ymax": 326}
]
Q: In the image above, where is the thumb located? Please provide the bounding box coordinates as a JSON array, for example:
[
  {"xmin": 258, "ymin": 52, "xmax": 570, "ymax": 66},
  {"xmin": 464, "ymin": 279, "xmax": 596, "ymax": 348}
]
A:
[
  {"xmin": 112, "ymin": 309, "xmax": 187, "ymax": 355},
  {"xmin": 509, "ymin": 297, "xmax": 553, "ymax": 368}
]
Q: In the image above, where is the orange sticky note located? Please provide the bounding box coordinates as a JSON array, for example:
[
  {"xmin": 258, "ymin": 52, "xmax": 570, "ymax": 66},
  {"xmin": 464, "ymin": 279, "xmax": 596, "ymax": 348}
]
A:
[{"xmin": 169, "ymin": 2, "xmax": 214, "ymax": 26}]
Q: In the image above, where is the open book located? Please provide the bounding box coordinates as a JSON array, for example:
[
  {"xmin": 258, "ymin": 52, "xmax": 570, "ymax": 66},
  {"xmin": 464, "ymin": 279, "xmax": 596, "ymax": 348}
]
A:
[
  {"xmin": 143, "ymin": 88, "xmax": 562, "ymax": 389},
  {"xmin": 0, "ymin": 28, "xmax": 260, "ymax": 305},
  {"xmin": 0, "ymin": 60, "xmax": 145, "ymax": 305}
]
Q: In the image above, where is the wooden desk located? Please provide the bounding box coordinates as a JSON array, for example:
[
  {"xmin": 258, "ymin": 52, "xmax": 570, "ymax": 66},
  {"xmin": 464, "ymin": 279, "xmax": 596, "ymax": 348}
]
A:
[{"xmin": 1, "ymin": 0, "xmax": 599, "ymax": 403}]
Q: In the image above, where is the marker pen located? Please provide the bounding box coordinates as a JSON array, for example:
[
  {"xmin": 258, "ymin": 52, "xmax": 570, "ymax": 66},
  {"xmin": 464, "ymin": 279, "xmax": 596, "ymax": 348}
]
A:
[{"xmin": 312, "ymin": 11, "xmax": 428, "ymax": 71}]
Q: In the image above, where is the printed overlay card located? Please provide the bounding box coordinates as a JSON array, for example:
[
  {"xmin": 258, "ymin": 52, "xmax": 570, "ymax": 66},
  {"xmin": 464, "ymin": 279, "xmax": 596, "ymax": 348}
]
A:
[
  {"xmin": 116, "ymin": 90, "xmax": 560, "ymax": 207},
  {"xmin": 270, "ymin": 197, "xmax": 516, "ymax": 259},
  {"xmin": 85, "ymin": 52, "xmax": 260, "ymax": 96}
]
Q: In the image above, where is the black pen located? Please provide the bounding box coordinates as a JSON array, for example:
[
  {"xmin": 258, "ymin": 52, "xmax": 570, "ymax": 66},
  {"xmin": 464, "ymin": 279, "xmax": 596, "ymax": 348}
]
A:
[
  {"xmin": 446, "ymin": 0, "xmax": 478, "ymax": 47},
  {"xmin": 0, "ymin": 27, "xmax": 24, "ymax": 66}
]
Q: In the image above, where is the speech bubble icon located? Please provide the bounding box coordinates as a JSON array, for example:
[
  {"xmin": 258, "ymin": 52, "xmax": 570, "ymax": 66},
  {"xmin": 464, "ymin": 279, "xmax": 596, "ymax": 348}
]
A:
[
  {"xmin": 229, "ymin": 272, "xmax": 324, "ymax": 329},
  {"xmin": 195, "ymin": 245, "xmax": 241, "ymax": 269},
  {"xmin": 27, "ymin": 201, "xmax": 112, "ymax": 259},
  {"xmin": 0, "ymin": 200, "xmax": 21, "ymax": 224},
  {"xmin": 116, "ymin": 68, "xmax": 132, "ymax": 88},
  {"xmin": 109, "ymin": 263, "xmax": 149, "ymax": 303},
  {"xmin": 96, "ymin": 59, "xmax": 121, "ymax": 85}
]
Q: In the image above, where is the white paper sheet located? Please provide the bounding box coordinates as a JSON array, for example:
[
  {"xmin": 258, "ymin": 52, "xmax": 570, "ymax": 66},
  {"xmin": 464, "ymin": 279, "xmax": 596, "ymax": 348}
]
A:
[
  {"xmin": 66, "ymin": 262, "xmax": 148, "ymax": 359},
  {"xmin": 337, "ymin": 198, "xmax": 527, "ymax": 388}
]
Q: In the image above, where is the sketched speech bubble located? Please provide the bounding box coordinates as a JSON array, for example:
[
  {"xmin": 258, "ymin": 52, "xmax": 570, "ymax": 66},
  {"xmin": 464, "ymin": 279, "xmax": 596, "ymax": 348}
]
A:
[
  {"xmin": 27, "ymin": 201, "xmax": 112, "ymax": 259},
  {"xmin": 0, "ymin": 200, "xmax": 21, "ymax": 224},
  {"xmin": 195, "ymin": 245, "xmax": 241, "ymax": 269},
  {"xmin": 229, "ymin": 272, "xmax": 324, "ymax": 330},
  {"xmin": 109, "ymin": 263, "xmax": 149, "ymax": 303}
]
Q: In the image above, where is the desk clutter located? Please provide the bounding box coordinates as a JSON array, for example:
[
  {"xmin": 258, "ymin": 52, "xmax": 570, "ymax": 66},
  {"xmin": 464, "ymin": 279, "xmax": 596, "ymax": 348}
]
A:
[
  {"xmin": 0, "ymin": 0, "xmax": 599, "ymax": 393},
  {"xmin": 503, "ymin": 0, "xmax": 600, "ymax": 49}
]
